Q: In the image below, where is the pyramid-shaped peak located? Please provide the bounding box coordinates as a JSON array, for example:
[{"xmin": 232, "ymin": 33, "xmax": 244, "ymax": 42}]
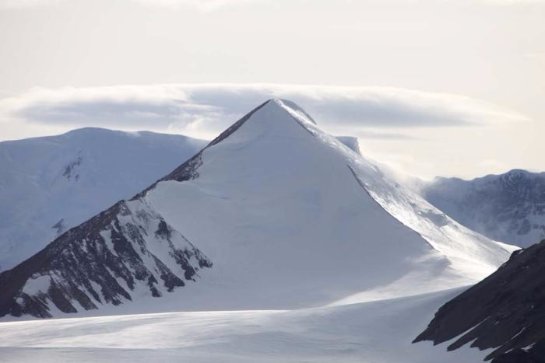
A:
[
  {"xmin": 0, "ymin": 92, "xmax": 513, "ymax": 320},
  {"xmin": 263, "ymin": 98, "xmax": 317, "ymax": 125},
  {"xmin": 256, "ymin": 98, "xmax": 317, "ymax": 126},
  {"xmin": 137, "ymin": 99, "xmax": 320, "ymax": 191},
  {"xmin": 203, "ymin": 98, "xmax": 317, "ymax": 150}
]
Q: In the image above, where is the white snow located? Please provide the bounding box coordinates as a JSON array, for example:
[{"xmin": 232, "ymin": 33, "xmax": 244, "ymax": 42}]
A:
[
  {"xmin": 0, "ymin": 99, "xmax": 517, "ymax": 362},
  {"xmin": 140, "ymin": 99, "xmax": 513, "ymax": 309},
  {"xmin": 21, "ymin": 274, "xmax": 51, "ymax": 296},
  {"xmin": 100, "ymin": 230, "xmax": 118, "ymax": 257},
  {"xmin": 0, "ymin": 289, "xmax": 490, "ymax": 363},
  {"xmin": 420, "ymin": 170, "xmax": 545, "ymax": 247},
  {"xmin": 335, "ymin": 136, "xmax": 361, "ymax": 154},
  {"xmin": 0, "ymin": 128, "xmax": 206, "ymax": 271}
]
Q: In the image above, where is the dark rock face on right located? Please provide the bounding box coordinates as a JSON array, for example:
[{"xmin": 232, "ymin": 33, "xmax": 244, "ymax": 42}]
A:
[
  {"xmin": 491, "ymin": 341, "xmax": 545, "ymax": 363},
  {"xmin": 414, "ymin": 240, "xmax": 545, "ymax": 361}
]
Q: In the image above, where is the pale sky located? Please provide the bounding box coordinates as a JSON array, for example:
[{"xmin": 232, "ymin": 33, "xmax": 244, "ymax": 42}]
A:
[{"xmin": 0, "ymin": 0, "xmax": 543, "ymax": 179}]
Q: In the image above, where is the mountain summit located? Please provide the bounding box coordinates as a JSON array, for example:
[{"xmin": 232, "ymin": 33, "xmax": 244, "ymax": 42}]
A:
[{"xmin": 0, "ymin": 99, "xmax": 514, "ymax": 318}]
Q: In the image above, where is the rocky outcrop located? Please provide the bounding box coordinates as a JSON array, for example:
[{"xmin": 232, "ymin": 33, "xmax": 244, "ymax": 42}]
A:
[
  {"xmin": 0, "ymin": 200, "xmax": 211, "ymax": 318},
  {"xmin": 414, "ymin": 240, "xmax": 545, "ymax": 361}
]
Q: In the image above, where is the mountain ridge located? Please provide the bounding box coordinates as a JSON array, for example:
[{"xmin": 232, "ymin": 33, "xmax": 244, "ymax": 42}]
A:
[
  {"xmin": 422, "ymin": 169, "xmax": 545, "ymax": 246},
  {"xmin": 0, "ymin": 127, "xmax": 207, "ymax": 271},
  {"xmin": 0, "ymin": 99, "xmax": 514, "ymax": 318}
]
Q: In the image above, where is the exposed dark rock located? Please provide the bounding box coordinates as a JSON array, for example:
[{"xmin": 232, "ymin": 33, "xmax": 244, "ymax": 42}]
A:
[
  {"xmin": 51, "ymin": 219, "xmax": 65, "ymax": 235},
  {"xmin": 491, "ymin": 340, "xmax": 545, "ymax": 363},
  {"xmin": 62, "ymin": 156, "xmax": 82, "ymax": 180},
  {"xmin": 414, "ymin": 240, "xmax": 545, "ymax": 361},
  {"xmin": 0, "ymin": 201, "xmax": 211, "ymax": 318},
  {"xmin": 492, "ymin": 347, "xmax": 545, "ymax": 363}
]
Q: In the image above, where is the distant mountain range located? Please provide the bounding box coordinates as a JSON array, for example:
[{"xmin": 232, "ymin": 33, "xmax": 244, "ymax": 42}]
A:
[{"xmin": 422, "ymin": 169, "xmax": 545, "ymax": 247}]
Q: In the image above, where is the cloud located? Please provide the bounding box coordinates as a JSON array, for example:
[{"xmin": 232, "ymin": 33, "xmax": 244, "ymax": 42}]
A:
[
  {"xmin": 0, "ymin": 84, "xmax": 530, "ymax": 140},
  {"xmin": 354, "ymin": 130, "xmax": 420, "ymax": 140}
]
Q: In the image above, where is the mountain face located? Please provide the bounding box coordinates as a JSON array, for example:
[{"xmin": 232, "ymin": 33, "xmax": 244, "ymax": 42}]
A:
[
  {"xmin": 422, "ymin": 170, "xmax": 545, "ymax": 247},
  {"xmin": 0, "ymin": 99, "xmax": 514, "ymax": 319},
  {"xmin": 414, "ymin": 239, "xmax": 545, "ymax": 362},
  {"xmin": 0, "ymin": 128, "xmax": 206, "ymax": 271},
  {"xmin": 0, "ymin": 199, "xmax": 211, "ymax": 318}
]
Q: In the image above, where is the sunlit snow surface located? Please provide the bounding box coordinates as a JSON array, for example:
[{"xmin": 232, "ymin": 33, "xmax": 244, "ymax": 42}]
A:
[
  {"xmin": 0, "ymin": 290, "xmax": 490, "ymax": 363},
  {"xmin": 0, "ymin": 100, "xmax": 517, "ymax": 362},
  {"xmin": 142, "ymin": 99, "xmax": 515, "ymax": 309}
]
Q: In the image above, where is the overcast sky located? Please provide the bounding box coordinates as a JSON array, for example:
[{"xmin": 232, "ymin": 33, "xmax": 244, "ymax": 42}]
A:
[{"xmin": 0, "ymin": 0, "xmax": 543, "ymax": 179}]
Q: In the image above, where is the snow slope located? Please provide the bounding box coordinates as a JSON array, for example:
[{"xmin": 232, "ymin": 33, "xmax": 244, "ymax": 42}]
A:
[
  {"xmin": 0, "ymin": 289, "xmax": 491, "ymax": 363},
  {"xmin": 422, "ymin": 170, "xmax": 545, "ymax": 247},
  {"xmin": 0, "ymin": 99, "xmax": 515, "ymax": 319},
  {"xmin": 0, "ymin": 99, "xmax": 519, "ymax": 362},
  {"xmin": 140, "ymin": 98, "xmax": 515, "ymax": 309},
  {"xmin": 0, "ymin": 128, "xmax": 206, "ymax": 271}
]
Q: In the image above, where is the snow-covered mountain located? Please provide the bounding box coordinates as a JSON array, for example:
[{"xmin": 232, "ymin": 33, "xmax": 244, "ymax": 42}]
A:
[
  {"xmin": 0, "ymin": 99, "xmax": 515, "ymax": 320},
  {"xmin": 422, "ymin": 170, "xmax": 545, "ymax": 247},
  {"xmin": 0, "ymin": 128, "xmax": 206, "ymax": 271}
]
